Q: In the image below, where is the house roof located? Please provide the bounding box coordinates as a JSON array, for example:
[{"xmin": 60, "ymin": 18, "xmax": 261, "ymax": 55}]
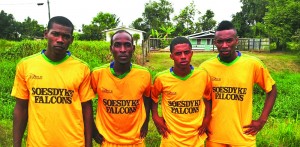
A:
[
  {"xmin": 186, "ymin": 30, "xmax": 215, "ymax": 39},
  {"xmin": 103, "ymin": 26, "xmax": 146, "ymax": 33}
]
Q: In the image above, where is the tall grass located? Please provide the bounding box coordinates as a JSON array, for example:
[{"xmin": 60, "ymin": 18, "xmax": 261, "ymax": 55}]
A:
[{"xmin": 1, "ymin": 40, "xmax": 299, "ymax": 146}]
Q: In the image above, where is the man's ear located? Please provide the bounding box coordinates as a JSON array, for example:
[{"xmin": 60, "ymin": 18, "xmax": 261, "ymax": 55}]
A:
[
  {"xmin": 170, "ymin": 53, "xmax": 173, "ymax": 60},
  {"xmin": 44, "ymin": 30, "xmax": 49, "ymax": 39},
  {"xmin": 110, "ymin": 46, "xmax": 113, "ymax": 53}
]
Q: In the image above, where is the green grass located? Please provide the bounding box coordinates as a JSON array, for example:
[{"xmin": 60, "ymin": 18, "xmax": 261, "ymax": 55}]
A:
[{"xmin": 1, "ymin": 40, "xmax": 299, "ymax": 147}]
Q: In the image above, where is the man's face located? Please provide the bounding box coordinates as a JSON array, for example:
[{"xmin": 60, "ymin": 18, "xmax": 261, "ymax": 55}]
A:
[
  {"xmin": 214, "ymin": 29, "xmax": 238, "ymax": 61},
  {"xmin": 170, "ymin": 43, "xmax": 193, "ymax": 69},
  {"xmin": 44, "ymin": 23, "xmax": 73, "ymax": 55},
  {"xmin": 111, "ymin": 32, "xmax": 135, "ymax": 64}
]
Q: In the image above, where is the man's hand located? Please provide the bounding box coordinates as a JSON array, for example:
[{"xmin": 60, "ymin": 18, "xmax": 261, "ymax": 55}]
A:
[
  {"xmin": 198, "ymin": 117, "xmax": 210, "ymax": 135},
  {"xmin": 140, "ymin": 119, "xmax": 149, "ymax": 138},
  {"xmin": 152, "ymin": 115, "xmax": 170, "ymax": 138},
  {"xmin": 92, "ymin": 127, "xmax": 104, "ymax": 144},
  {"xmin": 243, "ymin": 119, "xmax": 266, "ymax": 136}
]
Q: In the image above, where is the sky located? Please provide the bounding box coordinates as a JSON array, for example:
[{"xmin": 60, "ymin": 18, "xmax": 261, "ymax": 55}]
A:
[{"xmin": 0, "ymin": 0, "xmax": 242, "ymax": 31}]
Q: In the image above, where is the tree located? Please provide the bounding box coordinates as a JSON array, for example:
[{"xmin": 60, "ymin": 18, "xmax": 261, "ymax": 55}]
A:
[
  {"xmin": 131, "ymin": 18, "xmax": 147, "ymax": 31},
  {"xmin": 19, "ymin": 17, "xmax": 44, "ymax": 39},
  {"xmin": 142, "ymin": 0, "xmax": 174, "ymax": 31},
  {"xmin": 160, "ymin": 25, "xmax": 175, "ymax": 38},
  {"xmin": 80, "ymin": 24, "xmax": 101, "ymax": 40},
  {"xmin": 199, "ymin": 10, "xmax": 216, "ymax": 31},
  {"xmin": 133, "ymin": 33, "xmax": 140, "ymax": 46},
  {"xmin": 263, "ymin": 0, "xmax": 300, "ymax": 51},
  {"xmin": 0, "ymin": 10, "xmax": 17, "ymax": 40},
  {"xmin": 232, "ymin": 12, "xmax": 251, "ymax": 37},
  {"xmin": 81, "ymin": 12, "xmax": 120, "ymax": 40},
  {"xmin": 130, "ymin": 17, "xmax": 150, "ymax": 39},
  {"xmin": 232, "ymin": 0, "xmax": 268, "ymax": 37},
  {"xmin": 173, "ymin": 1, "xmax": 199, "ymax": 36}
]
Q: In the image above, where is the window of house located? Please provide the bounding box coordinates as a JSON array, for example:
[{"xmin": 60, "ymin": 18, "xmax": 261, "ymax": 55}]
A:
[
  {"xmin": 197, "ymin": 39, "xmax": 202, "ymax": 45},
  {"xmin": 207, "ymin": 39, "xmax": 211, "ymax": 45}
]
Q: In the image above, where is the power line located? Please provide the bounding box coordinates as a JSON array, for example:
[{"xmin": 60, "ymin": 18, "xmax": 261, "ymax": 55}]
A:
[{"xmin": 0, "ymin": 2, "xmax": 39, "ymax": 6}]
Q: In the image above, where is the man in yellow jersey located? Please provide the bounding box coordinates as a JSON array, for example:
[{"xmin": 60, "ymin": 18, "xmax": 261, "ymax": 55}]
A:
[
  {"xmin": 151, "ymin": 36, "xmax": 212, "ymax": 147},
  {"xmin": 200, "ymin": 20, "xmax": 277, "ymax": 147},
  {"xmin": 12, "ymin": 16, "xmax": 95, "ymax": 147},
  {"xmin": 91, "ymin": 30, "xmax": 151, "ymax": 147}
]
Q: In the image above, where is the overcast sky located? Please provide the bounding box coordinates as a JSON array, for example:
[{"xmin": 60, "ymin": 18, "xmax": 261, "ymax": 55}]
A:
[{"xmin": 0, "ymin": 0, "xmax": 242, "ymax": 31}]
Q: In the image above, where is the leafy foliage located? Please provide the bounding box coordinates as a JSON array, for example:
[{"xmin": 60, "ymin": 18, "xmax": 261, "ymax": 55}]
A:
[
  {"xmin": 143, "ymin": 0, "xmax": 174, "ymax": 30},
  {"xmin": 80, "ymin": 12, "xmax": 120, "ymax": 40},
  {"xmin": 132, "ymin": 33, "xmax": 140, "ymax": 46},
  {"xmin": 173, "ymin": 1, "xmax": 199, "ymax": 36}
]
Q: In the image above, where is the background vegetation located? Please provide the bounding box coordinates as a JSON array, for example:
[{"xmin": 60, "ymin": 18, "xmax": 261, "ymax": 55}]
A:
[
  {"xmin": 1, "ymin": 0, "xmax": 299, "ymax": 52},
  {"xmin": 0, "ymin": 40, "xmax": 299, "ymax": 146}
]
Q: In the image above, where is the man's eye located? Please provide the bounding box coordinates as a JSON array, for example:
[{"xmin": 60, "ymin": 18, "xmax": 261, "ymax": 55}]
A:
[
  {"xmin": 63, "ymin": 35, "xmax": 71, "ymax": 39},
  {"xmin": 217, "ymin": 40, "xmax": 223, "ymax": 44},
  {"xmin": 114, "ymin": 43, "xmax": 122, "ymax": 47},
  {"xmin": 226, "ymin": 39, "xmax": 233, "ymax": 43},
  {"xmin": 124, "ymin": 43, "xmax": 132, "ymax": 48},
  {"xmin": 175, "ymin": 52, "xmax": 181, "ymax": 56},
  {"xmin": 184, "ymin": 51, "xmax": 190, "ymax": 54},
  {"xmin": 52, "ymin": 32, "xmax": 59, "ymax": 37}
]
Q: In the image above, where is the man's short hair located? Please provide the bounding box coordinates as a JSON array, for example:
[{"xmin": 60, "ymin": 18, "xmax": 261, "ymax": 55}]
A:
[
  {"xmin": 110, "ymin": 30, "xmax": 133, "ymax": 46},
  {"xmin": 47, "ymin": 16, "xmax": 74, "ymax": 34},
  {"xmin": 169, "ymin": 36, "xmax": 192, "ymax": 53},
  {"xmin": 216, "ymin": 20, "xmax": 235, "ymax": 31}
]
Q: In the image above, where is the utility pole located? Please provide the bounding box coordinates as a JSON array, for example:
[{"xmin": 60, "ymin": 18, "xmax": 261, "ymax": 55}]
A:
[
  {"xmin": 37, "ymin": 0, "xmax": 50, "ymax": 20},
  {"xmin": 47, "ymin": 0, "xmax": 50, "ymax": 20}
]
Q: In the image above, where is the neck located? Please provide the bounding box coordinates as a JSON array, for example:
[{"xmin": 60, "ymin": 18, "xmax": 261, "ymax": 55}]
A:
[
  {"xmin": 113, "ymin": 62, "xmax": 131, "ymax": 75},
  {"xmin": 220, "ymin": 51, "xmax": 238, "ymax": 63},
  {"xmin": 44, "ymin": 50, "xmax": 67, "ymax": 62},
  {"xmin": 173, "ymin": 66, "xmax": 191, "ymax": 77}
]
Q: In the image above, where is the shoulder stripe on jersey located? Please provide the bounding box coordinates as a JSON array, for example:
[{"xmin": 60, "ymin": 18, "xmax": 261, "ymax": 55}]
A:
[
  {"xmin": 92, "ymin": 63, "xmax": 110, "ymax": 72},
  {"xmin": 132, "ymin": 64, "xmax": 149, "ymax": 72},
  {"xmin": 153, "ymin": 69, "xmax": 169, "ymax": 81},
  {"xmin": 17, "ymin": 52, "xmax": 41, "ymax": 65}
]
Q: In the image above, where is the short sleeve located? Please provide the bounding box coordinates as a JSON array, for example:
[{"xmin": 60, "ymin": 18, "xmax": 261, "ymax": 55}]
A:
[
  {"xmin": 151, "ymin": 76, "xmax": 163, "ymax": 103},
  {"xmin": 11, "ymin": 62, "xmax": 29, "ymax": 99},
  {"xmin": 254, "ymin": 61, "xmax": 275, "ymax": 93},
  {"xmin": 79, "ymin": 66, "xmax": 95, "ymax": 102}
]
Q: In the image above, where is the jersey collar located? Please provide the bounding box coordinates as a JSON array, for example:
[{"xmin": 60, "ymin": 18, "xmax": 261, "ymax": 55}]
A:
[
  {"xmin": 41, "ymin": 49, "xmax": 71, "ymax": 65},
  {"xmin": 217, "ymin": 51, "xmax": 241, "ymax": 66},
  {"xmin": 110, "ymin": 61, "xmax": 132, "ymax": 79},
  {"xmin": 170, "ymin": 65, "xmax": 194, "ymax": 80}
]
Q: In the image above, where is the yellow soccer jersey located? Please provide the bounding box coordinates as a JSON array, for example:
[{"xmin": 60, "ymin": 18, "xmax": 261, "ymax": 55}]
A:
[
  {"xmin": 199, "ymin": 51, "xmax": 275, "ymax": 146},
  {"xmin": 11, "ymin": 50, "xmax": 95, "ymax": 147},
  {"xmin": 91, "ymin": 62, "xmax": 151, "ymax": 145},
  {"xmin": 151, "ymin": 66, "xmax": 212, "ymax": 147}
]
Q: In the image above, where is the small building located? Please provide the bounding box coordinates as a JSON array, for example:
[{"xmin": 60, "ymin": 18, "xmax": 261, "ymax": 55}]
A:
[
  {"xmin": 103, "ymin": 26, "xmax": 145, "ymax": 45},
  {"xmin": 186, "ymin": 30, "xmax": 216, "ymax": 51}
]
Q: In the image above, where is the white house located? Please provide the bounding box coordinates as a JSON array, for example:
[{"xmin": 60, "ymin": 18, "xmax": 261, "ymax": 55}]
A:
[{"xmin": 103, "ymin": 26, "xmax": 145, "ymax": 45}]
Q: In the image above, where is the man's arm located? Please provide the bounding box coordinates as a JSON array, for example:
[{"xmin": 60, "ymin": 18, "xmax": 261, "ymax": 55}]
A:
[
  {"xmin": 244, "ymin": 84, "xmax": 277, "ymax": 135},
  {"xmin": 198, "ymin": 98, "xmax": 212, "ymax": 135},
  {"xmin": 82, "ymin": 100, "xmax": 93, "ymax": 147},
  {"xmin": 140, "ymin": 95, "xmax": 151, "ymax": 138},
  {"xmin": 151, "ymin": 99, "xmax": 170, "ymax": 138},
  {"xmin": 13, "ymin": 98, "xmax": 28, "ymax": 147}
]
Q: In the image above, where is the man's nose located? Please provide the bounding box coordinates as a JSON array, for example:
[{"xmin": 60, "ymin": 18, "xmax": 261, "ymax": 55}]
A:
[
  {"xmin": 181, "ymin": 53, "xmax": 186, "ymax": 58},
  {"xmin": 119, "ymin": 45, "xmax": 126, "ymax": 52},
  {"xmin": 56, "ymin": 35, "xmax": 64, "ymax": 43},
  {"xmin": 221, "ymin": 42, "xmax": 229, "ymax": 48}
]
